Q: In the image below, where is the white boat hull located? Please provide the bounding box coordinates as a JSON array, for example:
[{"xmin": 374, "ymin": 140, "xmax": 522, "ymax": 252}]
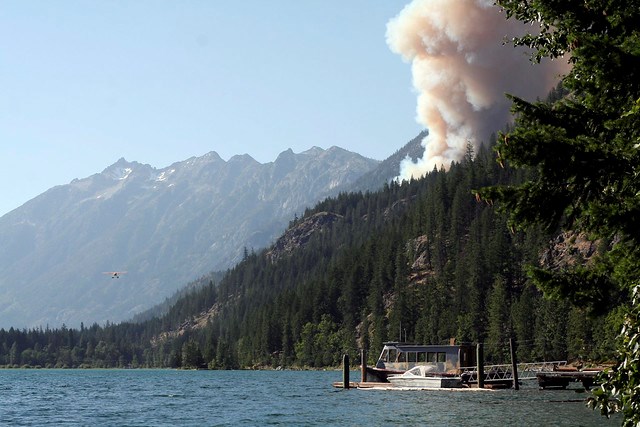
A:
[
  {"xmin": 387, "ymin": 365, "xmax": 464, "ymax": 388},
  {"xmin": 388, "ymin": 376, "xmax": 463, "ymax": 388}
]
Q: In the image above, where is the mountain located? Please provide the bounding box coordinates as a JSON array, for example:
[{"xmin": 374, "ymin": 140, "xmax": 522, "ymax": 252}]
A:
[
  {"xmin": 0, "ymin": 141, "xmax": 620, "ymax": 370},
  {"xmin": 0, "ymin": 146, "xmax": 378, "ymax": 328},
  {"xmin": 126, "ymin": 132, "xmax": 428, "ymax": 323},
  {"xmin": 146, "ymin": 144, "xmax": 616, "ymax": 369},
  {"xmin": 344, "ymin": 130, "xmax": 427, "ymax": 193}
]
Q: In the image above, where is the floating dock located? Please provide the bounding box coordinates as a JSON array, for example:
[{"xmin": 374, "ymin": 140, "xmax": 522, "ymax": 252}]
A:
[
  {"xmin": 331, "ymin": 381, "xmax": 494, "ymax": 391},
  {"xmin": 336, "ymin": 347, "xmax": 603, "ymax": 392},
  {"xmin": 536, "ymin": 369, "xmax": 602, "ymax": 390}
]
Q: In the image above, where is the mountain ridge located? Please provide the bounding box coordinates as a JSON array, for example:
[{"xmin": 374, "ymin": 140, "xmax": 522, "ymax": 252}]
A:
[{"xmin": 0, "ymin": 145, "xmax": 383, "ymax": 328}]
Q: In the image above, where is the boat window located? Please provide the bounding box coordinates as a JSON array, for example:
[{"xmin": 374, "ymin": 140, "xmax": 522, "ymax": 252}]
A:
[
  {"xmin": 388, "ymin": 349, "xmax": 397, "ymax": 362},
  {"xmin": 380, "ymin": 349, "xmax": 389, "ymax": 362},
  {"xmin": 418, "ymin": 352, "xmax": 427, "ymax": 362},
  {"xmin": 408, "ymin": 352, "xmax": 417, "ymax": 363},
  {"xmin": 397, "ymin": 352, "xmax": 406, "ymax": 362},
  {"xmin": 427, "ymin": 352, "xmax": 436, "ymax": 363},
  {"xmin": 449, "ymin": 354, "xmax": 459, "ymax": 368},
  {"xmin": 437, "ymin": 352, "xmax": 446, "ymax": 363},
  {"xmin": 460, "ymin": 349, "xmax": 473, "ymax": 367}
]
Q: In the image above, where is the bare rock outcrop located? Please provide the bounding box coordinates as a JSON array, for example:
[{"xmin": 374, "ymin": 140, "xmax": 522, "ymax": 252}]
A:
[{"xmin": 266, "ymin": 212, "xmax": 343, "ymax": 263}]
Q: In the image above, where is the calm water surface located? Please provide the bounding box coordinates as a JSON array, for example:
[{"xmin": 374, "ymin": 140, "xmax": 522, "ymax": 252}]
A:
[{"xmin": 0, "ymin": 369, "xmax": 621, "ymax": 426}]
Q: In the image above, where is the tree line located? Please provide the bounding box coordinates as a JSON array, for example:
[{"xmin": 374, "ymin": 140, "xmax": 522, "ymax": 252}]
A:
[{"xmin": 0, "ymin": 138, "xmax": 621, "ymax": 370}]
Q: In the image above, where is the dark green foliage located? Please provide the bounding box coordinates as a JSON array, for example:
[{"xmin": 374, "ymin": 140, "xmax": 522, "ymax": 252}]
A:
[
  {"xmin": 181, "ymin": 340, "xmax": 204, "ymax": 369},
  {"xmin": 485, "ymin": 276, "xmax": 512, "ymax": 363},
  {"xmin": 484, "ymin": 0, "xmax": 640, "ymax": 423}
]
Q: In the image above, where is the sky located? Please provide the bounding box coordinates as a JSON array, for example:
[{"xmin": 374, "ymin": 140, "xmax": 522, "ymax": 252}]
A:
[{"xmin": 0, "ymin": 1, "xmax": 424, "ymax": 217}]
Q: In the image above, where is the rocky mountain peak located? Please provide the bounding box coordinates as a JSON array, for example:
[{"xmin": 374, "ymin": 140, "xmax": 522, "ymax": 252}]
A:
[{"xmin": 0, "ymin": 145, "xmax": 379, "ymax": 328}]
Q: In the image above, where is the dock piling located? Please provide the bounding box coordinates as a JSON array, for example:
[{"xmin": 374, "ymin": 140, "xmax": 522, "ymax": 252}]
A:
[
  {"xmin": 342, "ymin": 354, "xmax": 350, "ymax": 389},
  {"xmin": 360, "ymin": 349, "xmax": 367, "ymax": 383},
  {"xmin": 476, "ymin": 343, "xmax": 484, "ymax": 389},
  {"xmin": 509, "ymin": 338, "xmax": 519, "ymax": 390}
]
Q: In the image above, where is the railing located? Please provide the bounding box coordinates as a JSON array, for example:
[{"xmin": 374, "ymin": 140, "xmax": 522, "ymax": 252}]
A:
[{"xmin": 460, "ymin": 361, "xmax": 567, "ymax": 381}]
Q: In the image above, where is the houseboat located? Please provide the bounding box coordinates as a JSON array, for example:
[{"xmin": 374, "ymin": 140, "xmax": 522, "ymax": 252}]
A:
[{"xmin": 364, "ymin": 342, "xmax": 476, "ymax": 383}]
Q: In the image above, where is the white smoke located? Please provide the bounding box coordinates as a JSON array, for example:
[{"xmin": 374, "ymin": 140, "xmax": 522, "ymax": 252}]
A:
[{"xmin": 387, "ymin": 0, "xmax": 569, "ymax": 180}]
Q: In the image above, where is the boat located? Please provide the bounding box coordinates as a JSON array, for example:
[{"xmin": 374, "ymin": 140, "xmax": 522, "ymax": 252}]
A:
[
  {"xmin": 387, "ymin": 365, "xmax": 464, "ymax": 388},
  {"xmin": 364, "ymin": 341, "xmax": 476, "ymax": 383}
]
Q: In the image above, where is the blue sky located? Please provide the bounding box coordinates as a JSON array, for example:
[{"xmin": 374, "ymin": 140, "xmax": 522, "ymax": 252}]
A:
[{"xmin": 0, "ymin": 1, "xmax": 423, "ymax": 217}]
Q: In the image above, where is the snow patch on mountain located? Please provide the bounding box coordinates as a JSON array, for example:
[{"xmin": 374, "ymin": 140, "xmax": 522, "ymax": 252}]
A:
[
  {"xmin": 156, "ymin": 169, "xmax": 176, "ymax": 182},
  {"xmin": 105, "ymin": 166, "xmax": 133, "ymax": 181}
]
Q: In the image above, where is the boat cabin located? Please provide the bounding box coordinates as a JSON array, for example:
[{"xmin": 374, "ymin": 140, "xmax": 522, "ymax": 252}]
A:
[{"xmin": 367, "ymin": 342, "xmax": 475, "ymax": 382}]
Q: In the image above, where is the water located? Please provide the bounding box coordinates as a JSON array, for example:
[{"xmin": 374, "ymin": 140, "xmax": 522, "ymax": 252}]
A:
[{"xmin": 0, "ymin": 369, "xmax": 620, "ymax": 426}]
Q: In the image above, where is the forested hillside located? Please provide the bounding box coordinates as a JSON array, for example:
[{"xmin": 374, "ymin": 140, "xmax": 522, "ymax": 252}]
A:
[{"xmin": 0, "ymin": 139, "xmax": 621, "ymax": 369}]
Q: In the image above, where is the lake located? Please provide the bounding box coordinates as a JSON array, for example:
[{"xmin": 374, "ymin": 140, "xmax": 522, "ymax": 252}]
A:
[{"xmin": 0, "ymin": 369, "xmax": 621, "ymax": 426}]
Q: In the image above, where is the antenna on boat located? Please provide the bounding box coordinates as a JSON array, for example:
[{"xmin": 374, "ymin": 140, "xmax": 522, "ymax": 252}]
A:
[{"xmin": 398, "ymin": 322, "xmax": 408, "ymax": 343}]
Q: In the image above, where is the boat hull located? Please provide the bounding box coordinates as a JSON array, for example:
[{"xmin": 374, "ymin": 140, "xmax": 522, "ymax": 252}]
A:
[
  {"xmin": 364, "ymin": 366, "xmax": 403, "ymax": 383},
  {"xmin": 388, "ymin": 376, "xmax": 463, "ymax": 389}
]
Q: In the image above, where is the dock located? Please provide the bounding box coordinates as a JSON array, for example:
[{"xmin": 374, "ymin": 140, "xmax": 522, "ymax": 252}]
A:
[
  {"xmin": 536, "ymin": 369, "xmax": 602, "ymax": 390},
  {"xmin": 331, "ymin": 381, "xmax": 385, "ymax": 389},
  {"xmin": 331, "ymin": 381, "xmax": 494, "ymax": 391},
  {"xmin": 336, "ymin": 346, "xmax": 603, "ymax": 392}
]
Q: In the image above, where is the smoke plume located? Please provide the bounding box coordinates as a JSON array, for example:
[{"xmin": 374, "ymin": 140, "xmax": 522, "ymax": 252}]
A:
[{"xmin": 387, "ymin": 0, "xmax": 569, "ymax": 180}]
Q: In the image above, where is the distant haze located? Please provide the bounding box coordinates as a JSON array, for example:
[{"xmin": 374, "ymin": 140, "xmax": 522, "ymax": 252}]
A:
[
  {"xmin": 387, "ymin": 0, "xmax": 570, "ymax": 180},
  {"xmin": 0, "ymin": 147, "xmax": 380, "ymax": 328}
]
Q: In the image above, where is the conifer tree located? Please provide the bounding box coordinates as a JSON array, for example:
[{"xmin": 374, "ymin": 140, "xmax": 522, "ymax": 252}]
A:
[
  {"xmin": 486, "ymin": 276, "xmax": 511, "ymax": 363},
  {"xmin": 480, "ymin": 1, "xmax": 640, "ymax": 422}
]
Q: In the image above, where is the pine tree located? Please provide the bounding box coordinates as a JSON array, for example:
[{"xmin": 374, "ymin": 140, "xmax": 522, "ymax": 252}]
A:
[
  {"xmin": 480, "ymin": 1, "xmax": 640, "ymax": 422},
  {"xmin": 485, "ymin": 276, "xmax": 511, "ymax": 363}
]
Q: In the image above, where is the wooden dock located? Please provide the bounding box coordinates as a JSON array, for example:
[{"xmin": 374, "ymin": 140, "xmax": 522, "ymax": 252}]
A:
[
  {"xmin": 332, "ymin": 381, "xmax": 387, "ymax": 389},
  {"xmin": 335, "ymin": 348, "xmax": 595, "ymax": 392},
  {"xmin": 331, "ymin": 381, "xmax": 495, "ymax": 391},
  {"xmin": 536, "ymin": 369, "xmax": 602, "ymax": 390}
]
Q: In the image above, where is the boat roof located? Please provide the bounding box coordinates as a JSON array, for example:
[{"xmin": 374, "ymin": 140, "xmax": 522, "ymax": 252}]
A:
[{"xmin": 381, "ymin": 342, "xmax": 471, "ymax": 352}]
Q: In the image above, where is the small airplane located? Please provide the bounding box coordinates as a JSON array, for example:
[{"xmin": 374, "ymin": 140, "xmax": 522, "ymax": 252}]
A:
[{"xmin": 103, "ymin": 271, "xmax": 127, "ymax": 279}]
